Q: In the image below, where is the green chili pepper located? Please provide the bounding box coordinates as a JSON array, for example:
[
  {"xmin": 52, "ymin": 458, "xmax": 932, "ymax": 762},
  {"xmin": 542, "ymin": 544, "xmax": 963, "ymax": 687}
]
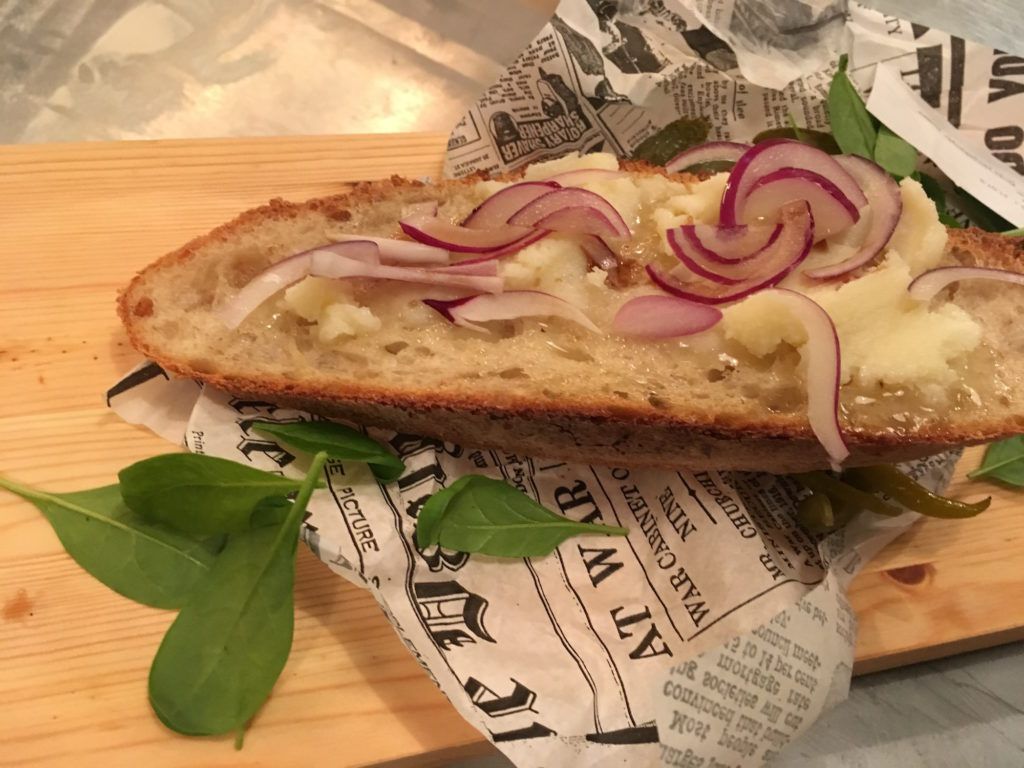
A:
[
  {"xmin": 794, "ymin": 471, "xmax": 903, "ymax": 517},
  {"xmin": 797, "ymin": 492, "xmax": 859, "ymax": 533},
  {"xmin": 843, "ymin": 465, "xmax": 991, "ymax": 519}
]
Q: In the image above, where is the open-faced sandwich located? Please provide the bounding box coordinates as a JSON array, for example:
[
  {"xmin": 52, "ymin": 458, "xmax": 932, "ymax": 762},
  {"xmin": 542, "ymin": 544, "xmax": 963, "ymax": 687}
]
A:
[{"xmin": 119, "ymin": 141, "xmax": 1024, "ymax": 473}]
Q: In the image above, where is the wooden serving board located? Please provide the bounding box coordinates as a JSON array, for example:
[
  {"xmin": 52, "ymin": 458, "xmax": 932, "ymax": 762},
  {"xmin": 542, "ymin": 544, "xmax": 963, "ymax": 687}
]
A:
[{"xmin": 1, "ymin": 134, "xmax": 1021, "ymax": 766}]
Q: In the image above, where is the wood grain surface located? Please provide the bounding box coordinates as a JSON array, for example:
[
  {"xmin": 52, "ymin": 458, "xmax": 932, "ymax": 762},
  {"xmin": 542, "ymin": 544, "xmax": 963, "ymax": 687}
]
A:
[{"xmin": 1, "ymin": 133, "xmax": 1021, "ymax": 767}]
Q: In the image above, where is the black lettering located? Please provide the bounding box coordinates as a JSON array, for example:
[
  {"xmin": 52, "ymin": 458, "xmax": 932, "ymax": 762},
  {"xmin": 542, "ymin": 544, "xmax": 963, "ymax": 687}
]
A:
[
  {"xmin": 989, "ymin": 78, "xmax": 1024, "ymax": 103},
  {"xmin": 555, "ymin": 479, "xmax": 601, "ymax": 523},
  {"xmin": 577, "ymin": 545, "xmax": 625, "ymax": 586}
]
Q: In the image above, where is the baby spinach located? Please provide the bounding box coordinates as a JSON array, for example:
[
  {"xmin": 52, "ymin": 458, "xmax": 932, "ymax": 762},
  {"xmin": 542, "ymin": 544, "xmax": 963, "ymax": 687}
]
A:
[
  {"xmin": 415, "ymin": 476, "xmax": 474, "ymax": 549},
  {"xmin": 148, "ymin": 451, "xmax": 329, "ymax": 736},
  {"xmin": 968, "ymin": 436, "xmax": 1024, "ymax": 486},
  {"xmin": 0, "ymin": 477, "xmax": 217, "ymax": 609},
  {"xmin": 418, "ymin": 475, "xmax": 627, "ymax": 558},
  {"xmin": 873, "ymin": 125, "xmax": 918, "ymax": 178},
  {"xmin": 253, "ymin": 420, "xmax": 405, "ymax": 482},
  {"xmin": 632, "ymin": 116, "xmax": 711, "ymax": 166},
  {"xmin": 119, "ymin": 454, "xmax": 304, "ymax": 535},
  {"xmin": 827, "ymin": 54, "xmax": 877, "ymax": 160}
]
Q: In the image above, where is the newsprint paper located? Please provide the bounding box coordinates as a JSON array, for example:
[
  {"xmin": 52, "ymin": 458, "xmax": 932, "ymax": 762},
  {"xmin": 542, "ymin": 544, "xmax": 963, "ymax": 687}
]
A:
[{"xmin": 108, "ymin": 0, "xmax": 1018, "ymax": 764}]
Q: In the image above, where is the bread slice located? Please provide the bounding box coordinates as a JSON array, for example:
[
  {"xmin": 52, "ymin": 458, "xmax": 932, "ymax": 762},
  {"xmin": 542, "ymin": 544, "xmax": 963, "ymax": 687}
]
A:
[{"xmin": 118, "ymin": 164, "xmax": 1024, "ymax": 473}]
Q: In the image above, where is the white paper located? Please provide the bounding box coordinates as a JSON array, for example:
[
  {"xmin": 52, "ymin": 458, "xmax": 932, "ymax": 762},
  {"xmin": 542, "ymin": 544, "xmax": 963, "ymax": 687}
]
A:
[{"xmin": 868, "ymin": 62, "xmax": 1024, "ymax": 226}]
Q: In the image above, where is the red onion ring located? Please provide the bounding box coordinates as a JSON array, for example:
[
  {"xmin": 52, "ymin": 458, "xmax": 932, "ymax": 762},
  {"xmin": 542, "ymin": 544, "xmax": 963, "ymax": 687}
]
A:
[
  {"xmin": 664, "ymin": 141, "xmax": 751, "ymax": 173},
  {"xmin": 803, "ymin": 155, "xmax": 903, "ymax": 279},
  {"xmin": 758, "ymin": 288, "xmax": 848, "ymax": 469},
  {"xmin": 451, "ymin": 230, "xmax": 551, "ymax": 265},
  {"xmin": 678, "ymin": 222, "xmax": 782, "ymax": 264},
  {"xmin": 908, "ymin": 266, "xmax": 1024, "ymax": 300},
  {"xmin": 577, "ymin": 234, "xmax": 620, "ymax": 270},
  {"xmin": 330, "ymin": 233, "xmax": 448, "ymax": 265},
  {"xmin": 649, "ymin": 201, "xmax": 814, "ymax": 304},
  {"xmin": 424, "ymin": 290, "xmax": 600, "ymax": 333},
  {"xmin": 400, "ymin": 213, "xmax": 532, "ymax": 253},
  {"xmin": 720, "ymin": 140, "xmax": 867, "ymax": 229},
  {"xmin": 743, "ymin": 167, "xmax": 860, "ymax": 241},
  {"xmin": 507, "ymin": 188, "xmax": 631, "ymax": 238},
  {"xmin": 311, "ymin": 249, "xmax": 503, "ymax": 293},
  {"xmin": 463, "ymin": 181, "xmax": 559, "ymax": 229},
  {"xmin": 611, "ymin": 295, "xmax": 722, "ymax": 339},
  {"xmin": 217, "ymin": 241, "xmax": 380, "ymax": 329}
]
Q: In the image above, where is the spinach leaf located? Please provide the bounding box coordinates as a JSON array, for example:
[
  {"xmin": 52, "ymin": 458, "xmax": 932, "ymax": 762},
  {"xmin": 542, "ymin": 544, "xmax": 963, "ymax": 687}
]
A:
[
  {"xmin": 253, "ymin": 420, "xmax": 404, "ymax": 483},
  {"xmin": 0, "ymin": 477, "xmax": 217, "ymax": 609},
  {"xmin": 424, "ymin": 475, "xmax": 628, "ymax": 558},
  {"xmin": 631, "ymin": 117, "xmax": 711, "ymax": 166},
  {"xmin": 752, "ymin": 126, "xmax": 840, "ymax": 154},
  {"xmin": 873, "ymin": 125, "xmax": 918, "ymax": 178},
  {"xmin": 415, "ymin": 476, "xmax": 474, "ymax": 548},
  {"xmin": 949, "ymin": 186, "xmax": 1015, "ymax": 232},
  {"xmin": 148, "ymin": 451, "xmax": 329, "ymax": 736},
  {"xmin": 120, "ymin": 454, "xmax": 303, "ymax": 535},
  {"xmin": 968, "ymin": 436, "xmax": 1024, "ymax": 485},
  {"xmin": 828, "ymin": 54, "xmax": 877, "ymax": 159},
  {"xmin": 914, "ymin": 172, "xmax": 964, "ymax": 228}
]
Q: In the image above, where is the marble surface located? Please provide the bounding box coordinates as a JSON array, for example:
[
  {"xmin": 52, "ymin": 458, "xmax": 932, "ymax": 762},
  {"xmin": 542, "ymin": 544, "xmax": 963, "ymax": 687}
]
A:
[{"xmin": 2, "ymin": 1, "xmax": 1022, "ymax": 766}]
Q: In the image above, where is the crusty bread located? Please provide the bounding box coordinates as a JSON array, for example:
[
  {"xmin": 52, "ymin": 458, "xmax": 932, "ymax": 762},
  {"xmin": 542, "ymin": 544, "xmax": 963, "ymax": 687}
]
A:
[{"xmin": 119, "ymin": 164, "xmax": 1024, "ymax": 473}]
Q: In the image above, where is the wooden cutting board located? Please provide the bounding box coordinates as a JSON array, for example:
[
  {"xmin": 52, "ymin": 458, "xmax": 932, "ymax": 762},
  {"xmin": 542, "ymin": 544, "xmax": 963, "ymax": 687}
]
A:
[{"xmin": 1, "ymin": 133, "xmax": 1021, "ymax": 767}]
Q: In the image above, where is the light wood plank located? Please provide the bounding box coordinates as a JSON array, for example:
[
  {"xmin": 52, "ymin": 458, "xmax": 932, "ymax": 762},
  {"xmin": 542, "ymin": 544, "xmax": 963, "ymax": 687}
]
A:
[{"xmin": 1, "ymin": 134, "xmax": 1021, "ymax": 766}]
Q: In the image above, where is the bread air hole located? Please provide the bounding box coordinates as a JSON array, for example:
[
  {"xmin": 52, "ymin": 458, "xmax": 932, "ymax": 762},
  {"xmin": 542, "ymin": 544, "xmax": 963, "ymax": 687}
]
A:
[
  {"xmin": 384, "ymin": 341, "xmax": 409, "ymax": 354},
  {"xmin": 498, "ymin": 367, "xmax": 529, "ymax": 379}
]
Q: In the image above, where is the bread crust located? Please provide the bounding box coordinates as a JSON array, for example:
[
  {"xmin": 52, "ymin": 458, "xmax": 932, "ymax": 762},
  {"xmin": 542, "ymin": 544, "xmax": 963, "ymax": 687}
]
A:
[{"xmin": 119, "ymin": 169, "xmax": 1024, "ymax": 473}]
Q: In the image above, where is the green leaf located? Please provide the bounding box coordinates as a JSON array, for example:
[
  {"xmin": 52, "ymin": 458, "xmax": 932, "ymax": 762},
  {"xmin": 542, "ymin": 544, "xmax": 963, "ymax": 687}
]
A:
[
  {"xmin": 119, "ymin": 454, "xmax": 304, "ymax": 535},
  {"xmin": 148, "ymin": 451, "xmax": 328, "ymax": 736},
  {"xmin": 828, "ymin": 54, "xmax": 877, "ymax": 159},
  {"xmin": 968, "ymin": 436, "xmax": 1024, "ymax": 485},
  {"xmin": 915, "ymin": 172, "xmax": 964, "ymax": 228},
  {"xmin": 1003, "ymin": 227, "xmax": 1024, "ymax": 237},
  {"xmin": 752, "ymin": 126, "xmax": 840, "ymax": 154},
  {"xmin": 415, "ymin": 476, "xmax": 474, "ymax": 548},
  {"xmin": 253, "ymin": 420, "xmax": 405, "ymax": 483},
  {"xmin": 0, "ymin": 477, "xmax": 217, "ymax": 609},
  {"xmin": 873, "ymin": 125, "xmax": 918, "ymax": 178},
  {"xmin": 429, "ymin": 475, "xmax": 628, "ymax": 558},
  {"xmin": 631, "ymin": 116, "xmax": 711, "ymax": 166},
  {"xmin": 949, "ymin": 187, "xmax": 1014, "ymax": 232}
]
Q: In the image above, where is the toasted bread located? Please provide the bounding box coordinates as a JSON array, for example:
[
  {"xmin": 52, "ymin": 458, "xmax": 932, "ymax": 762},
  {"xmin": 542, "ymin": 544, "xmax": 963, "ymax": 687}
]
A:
[{"xmin": 118, "ymin": 164, "xmax": 1024, "ymax": 473}]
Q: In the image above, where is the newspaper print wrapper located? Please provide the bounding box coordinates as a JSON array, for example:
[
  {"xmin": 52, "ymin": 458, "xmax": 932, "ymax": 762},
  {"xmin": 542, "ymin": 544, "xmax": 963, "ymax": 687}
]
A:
[
  {"xmin": 106, "ymin": 1, "xmax": 1013, "ymax": 764},
  {"xmin": 108, "ymin": 368, "xmax": 957, "ymax": 767}
]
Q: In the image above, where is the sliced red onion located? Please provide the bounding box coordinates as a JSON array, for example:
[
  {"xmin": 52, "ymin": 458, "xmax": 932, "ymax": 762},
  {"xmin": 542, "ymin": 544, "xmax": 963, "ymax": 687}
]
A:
[
  {"xmin": 216, "ymin": 241, "xmax": 380, "ymax": 329},
  {"xmin": 330, "ymin": 233, "xmax": 448, "ymax": 265},
  {"xmin": 803, "ymin": 155, "xmax": 903, "ymax": 279},
  {"xmin": 311, "ymin": 250, "xmax": 503, "ymax": 293},
  {"xmin": 720, "ymin": 140, "xmax": 868, "ymax": 228},
  {"xmin": 664, "ymin": 141, "xmax": 751, "ymax": 173},
  {"xmin": 400, "ymin": 213, "xmax": 532, "ymax": 253},
  {"xmin": 543, "ymin": 168, "xmax": 625, "ymax": 186},
  {"xmin": 611, "ymin": 295, "xmax": 722, "ymax": 339},
  {"xmin": 743, "ymin": 168, "xmax": 859, "ymax": 241},
  {"xmin": 649, "ymin": 201, "xmax": 814, "ymax": 304},
  {"xmin": 463, "ymin": 181, "xmax": 559, "ymax": 229},
  {"xmin": 578, "ymin": 234, "xmax": 620, "ymax": 270},
  {"xmin": 424, "ymin": 290, "xmax": 600, "ymax": 333},
  {"xmin": 507, "ymin": 188, "xmax": 631, "ymax": 238},
  {"xmin": 401, "ymin": 200, "xmax": 438, "ymax": 218},
  {"xmin": 678, "ymin": 222, "xmax": 782, "ymax": 264},
  {"xmin": 758, "ymin": 288, "xmax": 847, "ymax": 469},
  {"xmin": 908, "ymin": 266, "xmax": 1024, "ymax": 301},
  {"xmin": 452, "ymin": 229, "xmax": 551, "ymax": 265}
]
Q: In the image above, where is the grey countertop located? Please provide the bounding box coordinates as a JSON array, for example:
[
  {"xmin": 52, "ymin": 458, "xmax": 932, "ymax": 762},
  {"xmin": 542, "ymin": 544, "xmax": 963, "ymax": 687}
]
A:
[{"xmin": 3, "ymin": 1, "xmax": 1022, "ymax": 766}]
